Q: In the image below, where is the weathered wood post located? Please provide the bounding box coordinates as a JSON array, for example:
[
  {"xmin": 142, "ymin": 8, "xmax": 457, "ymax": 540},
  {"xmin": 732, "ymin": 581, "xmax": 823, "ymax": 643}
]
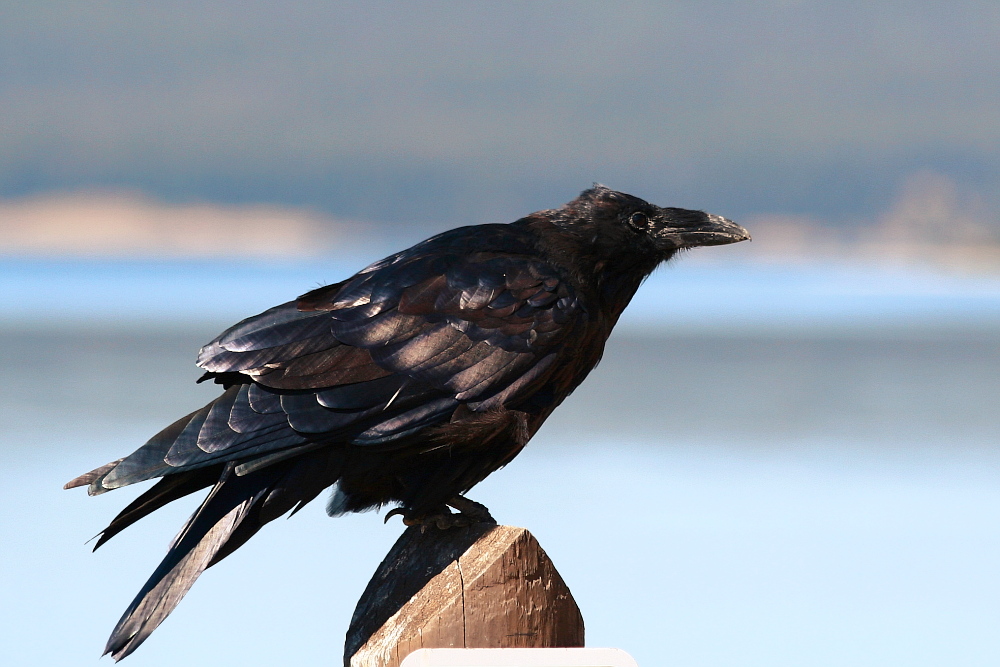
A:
[{"xmin": 345, "ymin": 524, "xmax": 584, "ymax": 667}]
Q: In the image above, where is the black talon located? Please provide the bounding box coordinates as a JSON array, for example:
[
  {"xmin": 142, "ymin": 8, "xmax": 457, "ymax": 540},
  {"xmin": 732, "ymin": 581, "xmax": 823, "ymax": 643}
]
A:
[{"xmin": 384, "ymin": 508, "xmax": 407, "ymax": 524}]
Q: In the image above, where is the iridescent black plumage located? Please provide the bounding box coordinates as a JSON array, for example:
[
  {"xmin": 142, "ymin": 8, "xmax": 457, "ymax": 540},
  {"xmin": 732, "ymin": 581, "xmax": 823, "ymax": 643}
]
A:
[{"xmin": 65, "ymin": 185, "xmax": 749, "ymax": 660}]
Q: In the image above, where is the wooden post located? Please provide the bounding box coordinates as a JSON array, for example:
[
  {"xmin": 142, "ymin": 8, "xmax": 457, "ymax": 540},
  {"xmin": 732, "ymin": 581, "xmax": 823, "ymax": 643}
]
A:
[{"xmin": 345, "ymin": 524, "xmax": 584, "ymax": 667}]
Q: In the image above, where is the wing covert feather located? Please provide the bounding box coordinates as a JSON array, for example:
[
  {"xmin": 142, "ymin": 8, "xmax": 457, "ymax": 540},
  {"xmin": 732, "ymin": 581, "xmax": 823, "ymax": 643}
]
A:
[
  {"xmin": 97, "ymin": 228, "xmax": 589, "ymax": 493},
  {"xmin": 196, "ymin": 238, "xmax": 585, "ymax": 412}
]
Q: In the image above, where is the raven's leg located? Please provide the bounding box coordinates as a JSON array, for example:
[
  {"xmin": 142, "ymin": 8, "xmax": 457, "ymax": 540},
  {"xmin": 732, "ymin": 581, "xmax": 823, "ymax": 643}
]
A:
[{"xmin": 384, "ymin": 495, "xmax": 495, "ymax": 530}]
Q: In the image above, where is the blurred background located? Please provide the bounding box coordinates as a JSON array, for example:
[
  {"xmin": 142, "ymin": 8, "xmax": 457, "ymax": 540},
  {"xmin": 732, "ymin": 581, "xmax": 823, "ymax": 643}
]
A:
[{"xmin": 2, "ymin": 2, "xmax": 1000, "ymax": 666}]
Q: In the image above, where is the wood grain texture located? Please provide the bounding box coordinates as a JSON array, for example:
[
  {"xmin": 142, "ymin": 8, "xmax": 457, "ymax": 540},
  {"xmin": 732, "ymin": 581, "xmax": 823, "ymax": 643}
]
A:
[{"xmin": 346, "ymin": 525, "xmax": 584, "ymax": 667}]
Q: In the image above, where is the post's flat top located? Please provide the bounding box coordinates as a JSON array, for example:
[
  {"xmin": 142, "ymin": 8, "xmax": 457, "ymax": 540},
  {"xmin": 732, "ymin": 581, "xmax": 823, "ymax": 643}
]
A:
[{"xmin": 398, "ymin": 648, "xmax": 638, "ymax": 667}]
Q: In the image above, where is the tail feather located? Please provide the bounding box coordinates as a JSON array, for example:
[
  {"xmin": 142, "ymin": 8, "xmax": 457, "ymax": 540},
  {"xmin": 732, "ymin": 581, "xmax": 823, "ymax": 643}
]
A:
[
  {"xmin": 103, "ymin": 449, "xmax": 344, "ymax": 660},
  {"xmin": 64, "ymin": 408, "xmax": 206, "ymax": 497},
  {"xmin": 93, "ymin": 465, "xmax": 223, "ymax": 551},
  {"xmin": 206, "ymin": 448, "xmax": 343, "ymax": 567},
  {"xmin": 104, "ymin": 463, "xmax": 261, "ymax": 660},
  {"xmin": 64, "ymin": 458, "xmax": 124, "ymax": 490}
]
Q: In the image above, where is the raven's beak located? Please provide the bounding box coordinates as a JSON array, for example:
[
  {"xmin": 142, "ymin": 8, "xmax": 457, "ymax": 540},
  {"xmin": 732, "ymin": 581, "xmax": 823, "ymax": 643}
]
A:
[
  {"xmin": 655, "ymin": 213, "xmax": 751, "ymax": 250},
  {"xmin": 679, "ymin": 213, "xmax": 751, "ymax": 247}
]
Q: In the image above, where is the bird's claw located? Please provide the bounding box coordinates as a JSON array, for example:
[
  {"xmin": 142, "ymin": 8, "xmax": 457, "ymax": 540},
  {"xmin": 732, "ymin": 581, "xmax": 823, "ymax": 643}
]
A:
[
  {"xmin": 383, "ymin": 508, "xmax": 407, "ymax": 524},
  {"xmin": 383, "ymin": 506, "xmax": 492, "ymax": 532}
]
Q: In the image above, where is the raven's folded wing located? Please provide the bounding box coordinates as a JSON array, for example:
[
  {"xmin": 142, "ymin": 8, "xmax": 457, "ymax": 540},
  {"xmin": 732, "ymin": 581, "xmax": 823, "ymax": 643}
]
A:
[{"xmin": 82, "ymin": 229, "xmax": 588, "ymax": 493}]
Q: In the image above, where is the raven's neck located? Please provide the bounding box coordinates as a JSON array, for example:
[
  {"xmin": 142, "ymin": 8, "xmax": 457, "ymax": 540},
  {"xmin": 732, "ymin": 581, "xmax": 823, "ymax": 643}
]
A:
[{"xmin": 521, "ymin": 216, "xmax": 665, "ymax": 326}]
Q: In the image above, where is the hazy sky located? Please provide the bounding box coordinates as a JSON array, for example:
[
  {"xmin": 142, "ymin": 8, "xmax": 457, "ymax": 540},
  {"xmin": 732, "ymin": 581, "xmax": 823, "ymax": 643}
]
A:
[{"xmin": 2, "ymin": 1, "xmax": 998, "ymax": 230}]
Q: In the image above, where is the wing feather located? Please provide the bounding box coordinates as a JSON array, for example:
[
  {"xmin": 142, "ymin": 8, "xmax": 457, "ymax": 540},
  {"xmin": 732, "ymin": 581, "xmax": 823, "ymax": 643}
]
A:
[
  {"xmin": 192, "ymin": 244, "xmax": 587, "ymax": 452},
  {"xmin": 89, "ymin": 227, "xmax": 590, "ymax": 494}
]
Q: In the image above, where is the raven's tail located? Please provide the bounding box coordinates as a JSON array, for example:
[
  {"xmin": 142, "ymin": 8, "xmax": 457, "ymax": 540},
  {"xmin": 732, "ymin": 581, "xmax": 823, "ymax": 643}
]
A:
[{"xmin": 102, "ymin": 449, "xmax": 342, "ymax": 661}]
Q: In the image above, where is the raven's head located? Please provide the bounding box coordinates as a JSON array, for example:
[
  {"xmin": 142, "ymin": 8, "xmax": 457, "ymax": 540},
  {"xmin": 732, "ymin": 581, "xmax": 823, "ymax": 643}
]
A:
[{"xmin": 558, "ymin": 184, "xmax": 750, "ymax": 263}]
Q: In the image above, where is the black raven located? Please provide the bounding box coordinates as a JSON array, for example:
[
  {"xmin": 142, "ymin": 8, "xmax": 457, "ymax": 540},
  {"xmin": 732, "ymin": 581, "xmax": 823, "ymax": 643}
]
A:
[{"xmin": 65, "ymin": 185, "xmax": 749, "ymax": 660}]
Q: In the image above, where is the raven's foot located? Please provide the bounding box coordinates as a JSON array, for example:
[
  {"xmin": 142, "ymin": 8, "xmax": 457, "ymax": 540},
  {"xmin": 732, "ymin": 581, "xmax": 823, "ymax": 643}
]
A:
[
  {"xmin": 446, "ymin": 495, "xmax": 495, "ymax": 523},
  {"xmin": 383, "ymin": 507, "xmax": 473, "ymax": 531},
  {"xmin": 384, "ymin": 496, "xmax": 496, "ymax": 532}
]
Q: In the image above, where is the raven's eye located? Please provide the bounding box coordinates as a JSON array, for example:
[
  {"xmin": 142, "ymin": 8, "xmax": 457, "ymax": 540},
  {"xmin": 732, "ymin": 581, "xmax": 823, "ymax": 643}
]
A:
[{"xmin": 628, "ymin": 212, "xmax": 648, "ymax": 229}]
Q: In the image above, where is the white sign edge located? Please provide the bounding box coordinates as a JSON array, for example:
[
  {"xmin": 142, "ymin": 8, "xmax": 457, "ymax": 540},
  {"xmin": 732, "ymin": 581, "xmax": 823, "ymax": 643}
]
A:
[{"xmin": 398, "ymin": 647, "xmax": 638, "ymax": 667}]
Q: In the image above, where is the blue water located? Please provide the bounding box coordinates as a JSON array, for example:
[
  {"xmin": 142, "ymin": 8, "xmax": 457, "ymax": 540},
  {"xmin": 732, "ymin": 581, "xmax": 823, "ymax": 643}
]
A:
[{"xmin": 4, "ymin": 257, "xmax": 1000, "ymax": 330}]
